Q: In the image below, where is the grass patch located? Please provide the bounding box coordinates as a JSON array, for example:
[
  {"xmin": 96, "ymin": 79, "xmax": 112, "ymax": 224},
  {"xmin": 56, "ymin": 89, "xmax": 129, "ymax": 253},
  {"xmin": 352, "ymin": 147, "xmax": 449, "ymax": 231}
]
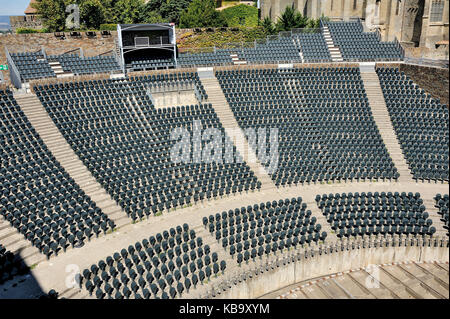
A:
[
  {"xmin": 156, "ymin": 211, "xmax": 163, "ymax": 217},
  {"xmin": 30, "ymin": 263, "xmax": 38, "ymax": 270},
  {"xmin": 221, "ymin": 4, "xmax": 258, "ymax": 27}
]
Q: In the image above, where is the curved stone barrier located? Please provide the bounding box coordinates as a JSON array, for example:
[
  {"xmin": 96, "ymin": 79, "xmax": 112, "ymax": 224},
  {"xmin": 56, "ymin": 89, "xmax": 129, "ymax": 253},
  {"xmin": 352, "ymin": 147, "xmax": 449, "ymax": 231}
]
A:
[{"xmin": 195, "ymin": 237, "xmax": 449, "ymax": 299}]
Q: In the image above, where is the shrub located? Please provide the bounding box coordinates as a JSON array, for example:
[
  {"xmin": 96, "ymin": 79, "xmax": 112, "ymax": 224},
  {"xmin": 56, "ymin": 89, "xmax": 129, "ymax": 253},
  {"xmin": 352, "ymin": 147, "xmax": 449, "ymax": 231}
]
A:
[
  {"xmin": 16, "ymin": 28, "xmax": 44, "ymax": 34},
  {"xmin": 177, "ymin": 27, "xmax": 266, "ymax": 49},
  {"xmin": 179, "ymin": 0, "xmax": 226, "ymax": 28},
  {"xmin": 100, "ymin": 24, "xmax": 117, "ymax": 31}
]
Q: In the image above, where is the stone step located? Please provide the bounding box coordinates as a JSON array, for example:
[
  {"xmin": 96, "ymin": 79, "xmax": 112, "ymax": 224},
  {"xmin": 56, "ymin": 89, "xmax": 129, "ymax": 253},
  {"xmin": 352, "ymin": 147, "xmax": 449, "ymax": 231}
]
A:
[
  {"xmin": 361, "ymin": 71, "xmax": 413, "ymax": 184},
  {"xmin": 15, "ymin": 93, "xmax": 128, "ymax": 235},
  {"xmin": 201, "ymin": 80, "xmax": 277, "ymax": 191}
]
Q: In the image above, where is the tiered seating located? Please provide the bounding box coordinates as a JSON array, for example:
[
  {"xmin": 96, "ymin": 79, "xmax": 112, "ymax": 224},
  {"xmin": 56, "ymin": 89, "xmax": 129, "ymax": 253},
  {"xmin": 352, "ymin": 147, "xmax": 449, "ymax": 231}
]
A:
[
  {"xmin": 435, "ymin": 194, "xmax": 449, "ymax": 236},
  {"xmin": 293, "ymin": 33, "xmax": 331, "ymax": 62},
  {"xmin": 0, "ymin": 244, "xmax": 29, "ymax": 284},
  {"xmin": 316, "ymin": 192, "xmax": 436, "ymax": 238},
  {"xmin": 10, "ymin": 52, "xmax": 55, "ymax": 81},
  {"xmin": 50, "ymin": 54, "xmax": 121, "ymax": 75},
  {"xmin": 204, "ymin": 197, "xmax": 326, "ymax": 265},
  {"xmin": 80, "ymin": 224, "xmax": 226, "ymax": 299},
  {"xmin": 130, "ymin": 58, "xmax": 175, "ymax": 71},
  {"xmin": 239, "ymin": 37, "xmax": 301, "ymax": 64},
  {"xmin": 134, "ymin": 72, "xmax": 208, "ymax": 102},
  {"xmin": 178, "ymin": 49, "xmax": 233, "ymax": 67},
  {"xmin": 216, "ymin": 67, "xmax": 399, "ymax": 186},
  {"xmin": 0, "ymin": 90, "xmax": 114, "ymax": 259},
  {"xmin": 325, "ymin": 21, "xmax": 402, "ymax": 61},
  {"xmin": 34, "ymin": 75, "xmax": 260, "ymax": 221},
  {"xmin": 377, "ymin": 67, "xmax": 449, "ymax": 182}
]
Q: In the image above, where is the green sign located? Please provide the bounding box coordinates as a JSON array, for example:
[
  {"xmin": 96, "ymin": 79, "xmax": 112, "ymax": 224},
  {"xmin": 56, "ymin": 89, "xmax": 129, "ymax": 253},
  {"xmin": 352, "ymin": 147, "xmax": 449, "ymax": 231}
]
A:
[{"xmin": 0, "ymin": 65, "xmax": 8, "ymax": 70}]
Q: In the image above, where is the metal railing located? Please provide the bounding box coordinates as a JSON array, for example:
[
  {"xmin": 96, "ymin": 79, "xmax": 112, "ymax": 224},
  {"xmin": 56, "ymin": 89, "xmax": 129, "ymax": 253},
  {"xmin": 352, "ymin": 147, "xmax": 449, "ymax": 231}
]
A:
[{"xmin": 292, "ymin": 28, "xmax": 321, "ymax": 34}]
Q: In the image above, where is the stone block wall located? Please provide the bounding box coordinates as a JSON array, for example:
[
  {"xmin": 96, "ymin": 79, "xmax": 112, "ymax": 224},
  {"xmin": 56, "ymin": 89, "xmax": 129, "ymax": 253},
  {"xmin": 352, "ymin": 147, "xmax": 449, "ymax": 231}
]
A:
[
  {"xmin": 196, "ymin": 238, "xmax": 449, "ymax": 299},
  {"xmin": 9, "ymin": 16, "xmax": 44, "ymax": 33},
  {"xmin": 400, "ymin": 63, "xmax": 449, "ymax": 106}
]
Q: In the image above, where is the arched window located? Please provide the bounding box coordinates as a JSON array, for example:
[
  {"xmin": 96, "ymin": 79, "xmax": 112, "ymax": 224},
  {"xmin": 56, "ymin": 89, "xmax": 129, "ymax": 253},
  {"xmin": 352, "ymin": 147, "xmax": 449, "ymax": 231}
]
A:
[
  {"xmin": 430, "ymin": 0, "xmax": 444, "ymax": 22},
  {"xmin": 353, "ymin": 0, "xmax": 358, "ymax": 10}
]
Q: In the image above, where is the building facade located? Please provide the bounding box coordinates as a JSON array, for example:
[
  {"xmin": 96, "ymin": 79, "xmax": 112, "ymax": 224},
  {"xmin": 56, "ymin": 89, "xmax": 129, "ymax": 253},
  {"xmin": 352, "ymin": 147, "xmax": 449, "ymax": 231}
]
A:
[
  {"xmin": 260, "ymin": 0, "xmax": 449, "ymax": 49},
  {"xmin": 10, "ymin": 0, "xmax": 43, "ymax": 33}
]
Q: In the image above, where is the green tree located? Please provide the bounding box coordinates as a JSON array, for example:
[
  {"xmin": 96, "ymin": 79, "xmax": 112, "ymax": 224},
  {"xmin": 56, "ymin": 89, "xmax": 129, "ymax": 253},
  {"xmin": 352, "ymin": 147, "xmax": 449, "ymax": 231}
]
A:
[
  {"xmin": 294, "ymin": 11, "xmax": 309, "ymax": 28},
  {"xmin": 179, "ymin": 0, "xmax": 226, "ymax": 28},
  {"xmin": 103, "ymin": 0, "xmax": 121, "ymax": 23},
  {"xmin": 114, "ymin": 0, "xmax": 145, "ymax": 24},
  {"xmin": 274, "ymin": 6, "xmax": 316, "ymax": 31},
  {"xmin": 80, "ymin": 0, "xmax": 106, "ymax": 29},
  {"xmin": 160, "ymin": 0, "xmax": 192, "ymax": 24},
  {"xmin": 143, "ymin": 0, "xmax": 192, "ymax": 24},
  {"xmin": 261, "ymin": 16, "xmax": 275, "ymax": 35},
  {"xmin": 141, "ymin": 10, "xmax": 168, "ymax": 24},
  {"xmin": 275, "ymin": 6, "xmax": 296, "ymax": 31},
  {"xmin": 32, "ymin": 0, "xmax": 67, "ymax": 31}
]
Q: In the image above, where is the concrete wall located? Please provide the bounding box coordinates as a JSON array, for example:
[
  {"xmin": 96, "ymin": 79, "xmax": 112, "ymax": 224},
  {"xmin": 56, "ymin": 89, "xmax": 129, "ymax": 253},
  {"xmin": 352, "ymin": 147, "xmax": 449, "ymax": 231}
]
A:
[
  {"xmin": 152, "ymin": 90, "xmax": 199, "ymax": 108},
  {"xmin": 199, "ymin": 237, "xmax": 449, "ymax": 299}
]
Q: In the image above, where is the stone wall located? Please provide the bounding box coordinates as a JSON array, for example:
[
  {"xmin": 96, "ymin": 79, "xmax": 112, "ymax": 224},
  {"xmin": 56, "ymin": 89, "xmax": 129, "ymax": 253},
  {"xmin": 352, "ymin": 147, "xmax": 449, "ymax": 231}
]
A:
[
  {"xmin": 404, "ymin": 45, "xmax": 449, "ymax": 60},
  {"xmin": 400, "ymin": 63, "xmax": 449, "ymax": 106},
  {"xmin": 9, "ymin": 16, "xmax": 44, "ymax": 33},
  {"xmin": 194, "ymin": 237, "xmax": 449, "ymax": 299}
]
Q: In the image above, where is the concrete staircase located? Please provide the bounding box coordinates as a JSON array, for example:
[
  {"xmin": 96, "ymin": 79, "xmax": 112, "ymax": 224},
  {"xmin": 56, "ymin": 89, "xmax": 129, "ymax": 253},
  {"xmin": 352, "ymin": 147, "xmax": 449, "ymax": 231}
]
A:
[
  {"xmin": 292, "ymin": 38, "xmax": 304, "ymax": 63},
  {"xmin": 230, "ymin": 53, "xmax": 247, "ymax": 66},
  {"xmin": 323, "ymin": 26, "xmax": 343, "ymax": 62},
  {"xmin": 49, "ymin": 61, "xmax": 74, "ymax": 79},
  {"xmin": 0, "ymin": 216, "xmax": 42, "ymax": 265},
  {"xmin": 199, "ymin": 77, "xmax": 276, "ymax": 191},
  {"xmin": 299, "ymin": 51, "xmax": 304, "ymax": 63},
  {"xmin": 304, "ymin": 199, "xmax": 338, "ymax": 242},
  {"xmin": 14, "ymin": 93, "xmax": 129, "ymax": 231},
  {"xmin": 360, "ymin": 66, "xmax": 413, "ymax": 184},
  {"xmin": 277, "ymin": 262, "xmax": 449, "ymax": 299}
]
